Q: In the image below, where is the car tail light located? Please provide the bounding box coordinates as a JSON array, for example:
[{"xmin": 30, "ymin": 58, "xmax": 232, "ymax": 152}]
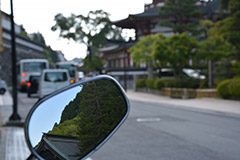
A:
[
  {"xmin": 27, "ymin": 82, "xmax": 31, "ymax": 87},
  {"xmin": 22, "ymin": 73, "xmax": 27, "ymax": 77},
  {"xmin": 22, "ymin": 79, "xmax": 26, "ymax": 83},
  {"xmin": 70, "ymin": 80, "xmax": 75, "ymax": 84}
]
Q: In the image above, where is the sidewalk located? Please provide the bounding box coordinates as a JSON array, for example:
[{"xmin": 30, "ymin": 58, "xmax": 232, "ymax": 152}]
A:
[
  {"xmin": 0, "ymin": 91, "xmax": 14, "ymax": 124},
  {"xmin": 0, "ymin": 91, "xmax": 31, "ymax": 160},
  {"xmin": 126, "ymin": 90, "xmax": 240, "ymax": 115}
]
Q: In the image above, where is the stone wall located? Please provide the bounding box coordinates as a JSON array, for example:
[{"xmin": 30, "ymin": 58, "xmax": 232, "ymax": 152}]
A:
[{"xmin": 0, "ymin": 44, "xmax": 44, "ymax": 87}]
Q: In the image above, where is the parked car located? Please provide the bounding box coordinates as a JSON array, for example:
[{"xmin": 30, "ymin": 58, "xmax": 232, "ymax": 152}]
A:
[
  {"xmin": 27, "ymin": 75, "xmax": 41, "ymax": 97},
  {"xmin": 0, "ymin": 79, "xmax": 7, "ymax": 95},
  {"xmin": 38, "ymin": 69, "xmax": 70, "ymax": 98},
  {"xmin": 160, "ymin": 68, "xmax": 206, "ymax": 79}
]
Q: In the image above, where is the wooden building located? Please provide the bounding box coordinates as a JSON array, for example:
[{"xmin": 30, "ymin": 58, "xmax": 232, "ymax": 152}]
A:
[{"xmin": 100, "ymin": 0, "xmax": 222, "ymax": 89}]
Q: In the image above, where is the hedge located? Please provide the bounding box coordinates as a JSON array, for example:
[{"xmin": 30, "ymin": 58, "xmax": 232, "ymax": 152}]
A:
[
  {"xmin": 135, "ymin": 79, "xmax": 147, "ymax": 88},
  {"xmin": 229, "ymin": 78, "xmax": 240, "ymax": 99},
  {"xmin": 217, "ymin": 79, "xmax": 231, "ymax": 99},
  {"xmin": 217, "ymin": 78, "xmax": 240, "ymax": 99},
  {"xmin": 154, "ymin": 79, "xmax": 166, "ymax": 90},
  {"xmin": 136, "ymin": 78, "xmax": 200, "ymax": 90},
  {"xmin": 146, "ymin": 79, "xmax": 156, "ymax": 89}
]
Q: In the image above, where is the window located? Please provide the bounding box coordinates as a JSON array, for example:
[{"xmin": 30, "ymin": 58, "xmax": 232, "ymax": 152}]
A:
[
  {"xmin": 44, "ymin": 72, "xmax": 68, "ymax": 82},
  {"xmin": 23, "ymin": 62, "xmax": 47, "ymax": 72}
]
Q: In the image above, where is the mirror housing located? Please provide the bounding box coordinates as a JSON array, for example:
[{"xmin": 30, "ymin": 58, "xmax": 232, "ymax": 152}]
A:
[{"xmin": 24, "ymin": 75, "xmax": 129, "ymax": 160}]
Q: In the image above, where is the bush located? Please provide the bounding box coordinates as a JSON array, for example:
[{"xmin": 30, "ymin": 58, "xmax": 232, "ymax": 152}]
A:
[
  {"xmin": 146, "ymin": 79, "xmax": 156, "ymax": 89},
  {"xmin": 137, "ymin": 78, "xmax": 202, "ymax": 90},
  {"xmin": 136, "ymin": 79, "xmax": 147, "ymax": 88},
  {"xmin": 217, "ymin": 79, "xmax": 231, "ymax": 99},
  {"xmin": 178, "ymin": 78, "xmax": 200, "ymax": 89},
  {"xmin": 217, "ymin": 78, "xmax": 240, "ymax": 99},
  {"xmin": 164, "ymin": 79, "xmax": 180, "ymax": 88},
  {"xmin": 228, "ymin": 78, "xmax": 240, "ymax": 99},
  {"xmin": 154, "ymin": 79, "xmax": 166, "ymax": 90}
]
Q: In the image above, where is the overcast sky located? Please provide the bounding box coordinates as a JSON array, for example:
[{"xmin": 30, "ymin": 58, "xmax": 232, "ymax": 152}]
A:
[{"xmin": 1, "ymin": 0, "xmax": 152, "ymax": 60}]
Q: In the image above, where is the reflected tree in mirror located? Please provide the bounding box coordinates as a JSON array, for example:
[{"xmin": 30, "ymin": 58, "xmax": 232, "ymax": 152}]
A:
[{"xmin": 34, "ymin": 79, "xmax": 128, "ymax": 159}]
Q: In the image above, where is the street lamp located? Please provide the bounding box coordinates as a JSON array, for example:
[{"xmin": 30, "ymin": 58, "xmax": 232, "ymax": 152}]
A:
[{"xmin": 9, "ymin": 0, "xmax": 21, "ymax": 121}]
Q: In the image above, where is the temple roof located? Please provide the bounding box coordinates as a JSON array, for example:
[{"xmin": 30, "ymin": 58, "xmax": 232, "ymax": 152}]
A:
[
  {"xmin": 113, "ymin": 0, "xmax": 222, "ymax": 29},
  {"xmin": 113, "ymin": 7, "xmax": 160, "ymax": 29},
  {"xmin": 100, "ymin": 40, "xmax": 136, "ymax": 54}
]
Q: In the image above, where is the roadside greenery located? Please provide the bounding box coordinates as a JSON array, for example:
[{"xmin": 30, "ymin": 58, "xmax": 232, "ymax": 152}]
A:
[
  {"xmin": 153, "ymin": 33, "xmax": 198, "ymax": 78},
  {"xmin": 135, "ymin": 79, "xmax": 147, "ymax": 88},
  {"xmin": 217, "ymin": 77, "xmax": 240, "ymax": 99},
  {"xmin": 132, "ymin": 0, "xmax": 240, "ymax": 97},
  {"xmin": 19, "ymin": 29, "xmax": 59, "ymax": 66},
  {"xmin": 158, "ymin": 0, "xmax": 202, "ymax": 35},
  {"xmin": 136, "ymin": 77, "xmax": 201, "ymax": 90},
  {"xmin": 128, "ymin": 35, "xmax": 158, "ymax": 79},
  {"xmin": 51, "ymin": 10, "xmax": 123, "ymax": 72}
]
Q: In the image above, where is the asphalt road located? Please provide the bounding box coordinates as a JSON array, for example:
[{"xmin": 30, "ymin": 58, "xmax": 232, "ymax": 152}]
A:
[
  {"xmin": 1, "ymin": 92, "xmax": 240, "ymax": 160},
  {"xmin": 91, "ymin": 100, "xmax": 240, "ymax": 160}
]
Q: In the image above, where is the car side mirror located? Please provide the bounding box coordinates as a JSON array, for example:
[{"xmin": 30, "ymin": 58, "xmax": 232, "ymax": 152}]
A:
[{"xmin": 24, "ymin": 75, "xmax": 129, "ymax": 160}]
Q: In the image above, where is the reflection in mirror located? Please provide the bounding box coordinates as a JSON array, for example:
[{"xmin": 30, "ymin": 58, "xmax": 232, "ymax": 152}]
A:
[{"xmin": 27, "ymin": 78, "xmax": 128, "ymax": 160}]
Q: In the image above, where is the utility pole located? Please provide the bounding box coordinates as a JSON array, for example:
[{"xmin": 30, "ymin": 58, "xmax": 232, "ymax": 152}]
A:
[{"xmin": 9, "ymin": 0, "xmax": 21, "ymax": 121}]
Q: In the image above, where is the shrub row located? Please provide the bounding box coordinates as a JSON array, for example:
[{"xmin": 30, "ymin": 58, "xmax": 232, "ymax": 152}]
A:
[
  {"xmin": 217, "ymin": 78, "xmax": 240, "ymax": 99},
  {"xmin": 136, "ymin": 78, "xmax": 201, "ymax": 89}
]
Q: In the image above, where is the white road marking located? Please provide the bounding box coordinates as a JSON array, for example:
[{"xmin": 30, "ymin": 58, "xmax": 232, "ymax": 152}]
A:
[{"xmin": 136, "ymin": 118, "xmax": 161, "ymax": 122}]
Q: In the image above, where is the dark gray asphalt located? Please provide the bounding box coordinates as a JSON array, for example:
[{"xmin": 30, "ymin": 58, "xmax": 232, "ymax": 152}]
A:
[{"xmin": 91, "ymin": 100, "xmax": 240, "ymax": 160}]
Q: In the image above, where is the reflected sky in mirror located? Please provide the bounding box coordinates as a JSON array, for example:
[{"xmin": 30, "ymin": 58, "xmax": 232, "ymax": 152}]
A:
[{"xmin": 29, "ymin": 85, "xmax": 83, "ymax": 146}]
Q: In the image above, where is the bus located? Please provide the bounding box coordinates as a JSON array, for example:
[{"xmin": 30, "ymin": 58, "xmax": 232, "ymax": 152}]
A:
[
  {"xmin": 18, "ymin": 59, "xmax": 49, "ymax": 91},
  {"xmin": 56, "ymin": 61, "xmax": 79, "ymax": 84}
]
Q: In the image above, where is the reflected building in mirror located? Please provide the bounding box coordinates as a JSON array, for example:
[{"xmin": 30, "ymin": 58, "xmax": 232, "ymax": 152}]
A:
[{"xmin": 27, "ymin": 133, "xmax": 80, "ymax": 160}]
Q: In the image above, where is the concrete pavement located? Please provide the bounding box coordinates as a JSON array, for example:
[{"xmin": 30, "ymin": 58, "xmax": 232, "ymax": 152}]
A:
[
  {"xmin": 126, "ymin": 90, "xmax": 240, "ymax": 115},
  {"xmin": 0, "ymin": 91, "xmax": 34, "ymax": 160}
]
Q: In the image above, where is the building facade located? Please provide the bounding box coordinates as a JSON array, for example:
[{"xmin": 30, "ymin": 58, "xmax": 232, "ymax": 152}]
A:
[
  {"xmin": 100, "ymin": 0, "xmax": 222, "ymax": 89},
  {"xmin": 0, "ymin": 11, "xmax": 45, "ymax": 86}
]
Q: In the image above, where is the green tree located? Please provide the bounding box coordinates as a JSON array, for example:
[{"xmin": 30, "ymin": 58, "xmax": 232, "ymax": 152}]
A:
[
  {"xmin": 28, "ymin": 32, "xmax": 59, "ymax": 66},
  {"xmin": 197, "ymin": 37, "xmax": 232, "ymax": 61},
  {"xmin": 43, "ymin": 46, "xmax": 59, "ymax": 67},
  {"xmin": 158, "ymin": 0, "xmax": 202, "ymax": 35},
  {"xmin": 198, "ymin": 0, "xmax": 240, "ymax": 85},
  {"xmin": 153, "ymin": 33, "xmax": 198, "ymax": 77},
  {"xmin": 29, "ymin": 32, "xmax": 46, "ymax": 46},
  {"xmin": 19, "ymin": 25, "xmax": 29, "ymax": 39},
  {"xmin": 50, "ymin": 79, "xmax": 127, "ymax": 158},
  {"xmin": 75, "ymin": 80, "xmax": 126, "ymax": 156},
  {"xmin": 51, "ymin": 10, "xmax": 123, "ymax": 71},
  {"xmin": 210, "ymin": 0, "xmax": 240, "ymax": 55},
  {"xmin": 83, "ymin": 55, "xmax": 105, "ymax": 73},
  {"xmin": 152, "ymin": 33, "xmax": 168, "ymax": 67},
  {"xmin": 128, "ymin": 34, "xmax": 160, "ymax": 78}
]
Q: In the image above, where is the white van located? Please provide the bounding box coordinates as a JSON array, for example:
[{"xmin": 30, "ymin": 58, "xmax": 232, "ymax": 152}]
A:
[{"xmin": 38, "ymin": 69, "xmax": 70, "ymax": 98}]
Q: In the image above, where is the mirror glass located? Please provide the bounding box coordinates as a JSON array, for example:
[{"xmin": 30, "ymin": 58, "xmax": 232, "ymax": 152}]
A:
[{"xmin": 27, "ymin": 78, "xmax": 128, "ymax": 160}]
